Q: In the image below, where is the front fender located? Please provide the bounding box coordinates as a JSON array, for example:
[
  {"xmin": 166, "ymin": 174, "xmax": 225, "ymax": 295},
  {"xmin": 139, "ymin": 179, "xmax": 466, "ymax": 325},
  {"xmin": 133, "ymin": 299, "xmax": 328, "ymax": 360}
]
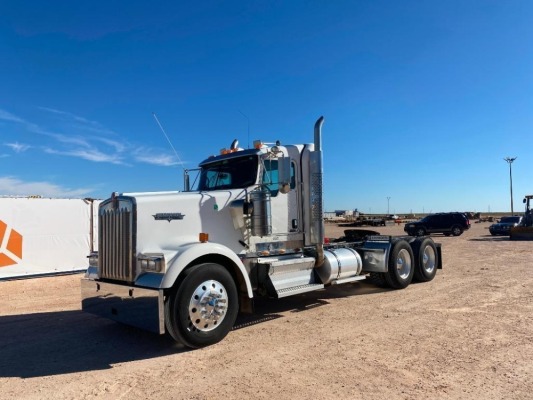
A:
[{"xmin": 160, "ymin": 242, "xmax": 253, "ymax": 298}]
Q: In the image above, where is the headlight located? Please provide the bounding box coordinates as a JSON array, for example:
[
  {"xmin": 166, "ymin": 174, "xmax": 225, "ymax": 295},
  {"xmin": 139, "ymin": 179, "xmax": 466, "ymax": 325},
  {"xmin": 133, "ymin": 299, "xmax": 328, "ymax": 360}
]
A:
[{"xmin": 138, "ymin": 253, "xmax": 165, "ymax": 273}]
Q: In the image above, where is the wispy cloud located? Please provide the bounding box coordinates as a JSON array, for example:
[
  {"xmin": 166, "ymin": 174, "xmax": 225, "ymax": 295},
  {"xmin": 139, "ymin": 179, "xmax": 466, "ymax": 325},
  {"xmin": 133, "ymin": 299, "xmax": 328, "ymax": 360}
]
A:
[
  {"xmin": 5, "ymin": 142, "xmax": 31, "ymax": 153},
  {"xmin": 0, "ymin": 108, "xmax": 51, "ymax": 136},
  {"xmin": 39, "ymin": 107, "xmax": 118, "ymax": 136},
  {"xmin": 133, "ymin": 149, "xmax": 180, "ymax": 166},
  {"xmin": 0, "ymin": 107, "xmax": 179, "ymax": 168},
  {"xmin": 0, "ymin": 176, "xmax": 93, "ymax": 198},
  {"xmin": 44, "ymin": 147, "xmax": 125, "ymax": 165},
  {"xmin": 0, "ymin": 109, "xmax": 26, "ymax": 124},
  {"xmin": 0, "ymin": 154, "xmax": 9, "ymax": 158},
  {"xmin": 94, "ymin": 137, "xmax": 128, "ymax": 152}
]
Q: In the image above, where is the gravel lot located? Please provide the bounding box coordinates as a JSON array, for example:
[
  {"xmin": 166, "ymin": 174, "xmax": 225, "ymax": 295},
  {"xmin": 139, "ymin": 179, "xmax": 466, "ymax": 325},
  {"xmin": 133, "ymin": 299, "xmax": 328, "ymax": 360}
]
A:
[{"xmin": 0, "ymin": 222, "xmax": 532, "ymax": 399}]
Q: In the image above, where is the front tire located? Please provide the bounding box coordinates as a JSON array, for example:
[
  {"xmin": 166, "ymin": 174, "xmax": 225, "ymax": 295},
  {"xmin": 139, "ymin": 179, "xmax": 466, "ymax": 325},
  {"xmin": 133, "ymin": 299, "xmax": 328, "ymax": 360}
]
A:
[
  {"xmin": 384, "ymin": 240, "xmax": 415, "ymax": 289},
  {"xmin": 415, "ymin": 227, "xmax": 426, "ymax": 237},
  {"xmin": 165, "ymin": 263, "xmax": 239, "ymax": 348}
]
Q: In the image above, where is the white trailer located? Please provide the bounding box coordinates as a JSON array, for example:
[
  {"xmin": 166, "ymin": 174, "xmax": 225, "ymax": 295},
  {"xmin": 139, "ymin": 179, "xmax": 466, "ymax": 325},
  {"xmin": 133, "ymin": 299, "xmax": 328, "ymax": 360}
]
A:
[{"xmin": 82, "ymin": 117, "xmax": 442, "ymax": 348}]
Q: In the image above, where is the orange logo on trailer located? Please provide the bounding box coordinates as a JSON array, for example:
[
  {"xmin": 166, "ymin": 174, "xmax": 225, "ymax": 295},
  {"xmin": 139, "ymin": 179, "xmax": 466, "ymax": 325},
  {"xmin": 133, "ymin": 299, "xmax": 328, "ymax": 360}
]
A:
[{"xmin": 0, "ymin": 220, "xmax": 23, "ymax": 267}]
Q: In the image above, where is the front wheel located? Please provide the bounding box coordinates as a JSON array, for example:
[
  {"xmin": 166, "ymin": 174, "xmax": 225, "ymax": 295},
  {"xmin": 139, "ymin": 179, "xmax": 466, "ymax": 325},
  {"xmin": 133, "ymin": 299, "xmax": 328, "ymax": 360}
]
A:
[
  {"xmin": 415, "ymin": 227, "xmax": 426, "ymax": 237},
  {"xmin": 165, "ymin": 263, "xmax": 239, "ymax": 348},
  {"xmin": 384, "ymin": 240, "xmax": 415, "ymax": 289}
]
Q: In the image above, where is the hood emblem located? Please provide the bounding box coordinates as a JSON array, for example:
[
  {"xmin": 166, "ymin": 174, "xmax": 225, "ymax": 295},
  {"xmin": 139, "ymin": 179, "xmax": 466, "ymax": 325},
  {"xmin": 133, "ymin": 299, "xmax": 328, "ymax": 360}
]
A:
[{"xmin": 153, "ymin": 213, "xmax": 185, "ymax": 222}]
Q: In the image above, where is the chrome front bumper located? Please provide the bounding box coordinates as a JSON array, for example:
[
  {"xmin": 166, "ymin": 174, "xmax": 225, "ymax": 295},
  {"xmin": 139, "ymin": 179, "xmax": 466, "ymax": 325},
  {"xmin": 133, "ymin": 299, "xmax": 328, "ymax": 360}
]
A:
[{"xmin": 81, "ymin": 278, "xmax": 165, "ymax": 334}]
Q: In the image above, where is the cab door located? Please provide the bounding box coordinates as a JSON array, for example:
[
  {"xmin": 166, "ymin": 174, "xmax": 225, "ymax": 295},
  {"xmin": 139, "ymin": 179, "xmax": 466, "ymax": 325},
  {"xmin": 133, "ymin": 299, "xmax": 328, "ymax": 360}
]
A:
[{"xmin": 261, "ymin": 146, "xmax": 301, "ymax": 243}]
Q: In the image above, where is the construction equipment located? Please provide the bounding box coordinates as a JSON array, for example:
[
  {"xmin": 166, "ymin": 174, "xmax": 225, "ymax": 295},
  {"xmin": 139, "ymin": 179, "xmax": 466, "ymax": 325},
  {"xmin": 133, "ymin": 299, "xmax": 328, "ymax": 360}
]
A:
[{"xmin": 510, "ymin": 195, "xmax": 533, "ymax": 240}]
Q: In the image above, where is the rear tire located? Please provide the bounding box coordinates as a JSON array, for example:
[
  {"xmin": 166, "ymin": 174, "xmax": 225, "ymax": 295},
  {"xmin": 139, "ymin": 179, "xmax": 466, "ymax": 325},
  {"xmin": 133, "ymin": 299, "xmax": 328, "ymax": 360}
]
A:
[
  {"xmin": 412, "ymin": 238, "xmax": 438, "ymax": 282},
  {"xmin": 165, "ymin": 263, "xmax": 239, "ymax": 348},
  {"xmin": 451, "ymin": 226, "xmax": 462, "ymax": 236},
  {"xmin": 384, "ymin": 240, "xmax": 415, "ymax": 289},
  {"xmin": 366, "ymin": 272, "xmax": 389, "ymax": 288}
]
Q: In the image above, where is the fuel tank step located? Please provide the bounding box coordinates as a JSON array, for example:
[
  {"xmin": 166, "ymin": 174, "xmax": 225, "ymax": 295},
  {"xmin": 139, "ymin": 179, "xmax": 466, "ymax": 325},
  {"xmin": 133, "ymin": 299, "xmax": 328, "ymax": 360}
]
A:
[
  {"xmin": 276, "ymin": 283, "xmax": 325, "ymax": 298},
  {"xmin": 257, "ymin": 256, "xmax": 323, "ymax": 298}
]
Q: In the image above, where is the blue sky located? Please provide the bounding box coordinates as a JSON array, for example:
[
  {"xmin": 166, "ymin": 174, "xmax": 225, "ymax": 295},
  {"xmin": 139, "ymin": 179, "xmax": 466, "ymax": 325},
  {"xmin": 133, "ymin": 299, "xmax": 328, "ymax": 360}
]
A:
[{"xmin": 1, "ymin": 1, "xmax": 532, "ymax": 214}]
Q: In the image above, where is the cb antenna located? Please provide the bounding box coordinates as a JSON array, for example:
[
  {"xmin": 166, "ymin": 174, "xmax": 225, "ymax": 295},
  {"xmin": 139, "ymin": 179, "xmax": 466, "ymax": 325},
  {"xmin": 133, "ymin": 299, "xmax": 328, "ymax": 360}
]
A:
[
  {"xmin": 239, "ymin": 110, "xmax": 250, "ymax": 149},
  {"xmin": 152, "ymin": 112, "xmax": 184, "ymax": 170}
]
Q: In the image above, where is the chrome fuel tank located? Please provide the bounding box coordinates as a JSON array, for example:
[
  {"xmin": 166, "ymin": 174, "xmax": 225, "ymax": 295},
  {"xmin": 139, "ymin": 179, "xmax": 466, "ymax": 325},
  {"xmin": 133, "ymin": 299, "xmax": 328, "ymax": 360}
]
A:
[{"xmin": 316, "ymin": 248, "xmax": 363, "ymax": 285}]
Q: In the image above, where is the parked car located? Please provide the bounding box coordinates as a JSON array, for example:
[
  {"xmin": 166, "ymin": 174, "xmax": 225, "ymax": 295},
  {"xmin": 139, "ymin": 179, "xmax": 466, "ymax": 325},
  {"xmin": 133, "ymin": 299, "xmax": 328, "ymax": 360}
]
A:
[
  {"xmin": 404, "ymin": 212, "xmax": 471, "ymax": 236},
  {"xmin": 489, "ymin": 216, "xmax": 522, "ymax": 236}
]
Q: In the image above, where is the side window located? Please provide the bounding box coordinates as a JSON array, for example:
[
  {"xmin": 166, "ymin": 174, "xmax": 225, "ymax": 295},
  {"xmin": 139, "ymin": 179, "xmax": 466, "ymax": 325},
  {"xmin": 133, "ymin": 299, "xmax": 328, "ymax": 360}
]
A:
[
  {"xmin": 428, "ymin": 215, "xmax": 438, "ymax": 224},
  {"xmin": 263, "ymin": 158, "xmax": 296, "ymax": 196},
  {"xmin": 263, "ymin": 160, "xmax": 279, "ymax": 196},
  {"xmin": 290, "ymin": 161, "xmax": 296, "ymax": 189}
]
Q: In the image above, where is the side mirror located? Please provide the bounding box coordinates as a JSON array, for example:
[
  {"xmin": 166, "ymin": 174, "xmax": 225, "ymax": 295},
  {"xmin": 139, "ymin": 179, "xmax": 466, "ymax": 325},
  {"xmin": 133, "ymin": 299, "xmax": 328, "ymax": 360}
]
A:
[{"xmin": 277, "ymin": 157, "xmax": 291, "ymax": 194}]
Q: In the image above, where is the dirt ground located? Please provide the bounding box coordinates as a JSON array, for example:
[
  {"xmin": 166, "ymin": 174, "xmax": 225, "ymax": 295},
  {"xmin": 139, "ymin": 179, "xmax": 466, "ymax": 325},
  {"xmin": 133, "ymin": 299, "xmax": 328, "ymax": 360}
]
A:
[{"xmin": 0, "ymin": 222, "xmax": 532, "ymax": 400}]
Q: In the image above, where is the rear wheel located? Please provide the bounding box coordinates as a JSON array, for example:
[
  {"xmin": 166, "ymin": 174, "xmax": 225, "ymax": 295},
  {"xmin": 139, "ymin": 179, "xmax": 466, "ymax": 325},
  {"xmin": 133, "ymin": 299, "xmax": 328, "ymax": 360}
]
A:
[
  {"xmin": 451, "ymin": 226, "xmax": 462, "ymax": 236},
  {"xmin": 412, "ymin": 238, "xmax": 438, "ymax": 282},
  {"xmin": 366, "ymin": 272, "xmax": 389, "ymax": 288},
  {"xmin": 384, "ymin": 240, "xmax": 415, "ymax": 289},
  {"xmin": 165, "ymin": 263, "xmax": 239, "ymax": 348}
]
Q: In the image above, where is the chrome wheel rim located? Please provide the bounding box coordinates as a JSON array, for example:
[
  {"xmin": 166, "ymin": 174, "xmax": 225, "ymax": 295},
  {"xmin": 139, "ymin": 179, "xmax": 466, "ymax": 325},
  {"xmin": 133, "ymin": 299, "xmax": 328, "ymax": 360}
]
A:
[
  {"xmin": 396, "ymin": 248, "xmax": 412, "ymax": 280},
  {"xmin": 422, "ymin": 245, "xmax": 436, "ymax": 274},
  {"xmin": 188, "ymin": 280, "xmax": 228, "ymax": 332}
]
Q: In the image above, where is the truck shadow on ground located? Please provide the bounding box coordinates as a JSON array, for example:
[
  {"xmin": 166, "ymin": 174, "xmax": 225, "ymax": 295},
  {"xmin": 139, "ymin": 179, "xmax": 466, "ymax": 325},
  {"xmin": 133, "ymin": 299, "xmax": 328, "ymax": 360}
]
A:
[
  {"xmin": 0, "ymin": 311, "xmax": 184, "ymax": 378},
  {"xmin": 234, "ymin": 282, "xmax": 388, "ymax": 328},
  {"xmin": 469, "ymin": 235, "xmax": 510, "ymax": 242},
  {"xmin": 0, "ymin": 282, "xmax": 388, "ymax": 379}
]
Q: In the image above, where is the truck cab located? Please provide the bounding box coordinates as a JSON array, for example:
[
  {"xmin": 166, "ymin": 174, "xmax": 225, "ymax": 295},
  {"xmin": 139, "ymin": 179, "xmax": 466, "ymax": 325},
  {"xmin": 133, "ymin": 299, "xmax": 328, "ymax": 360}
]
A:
[{"xmin": 82, "ymin": 117, "xmax": 442, "ymax": 348}]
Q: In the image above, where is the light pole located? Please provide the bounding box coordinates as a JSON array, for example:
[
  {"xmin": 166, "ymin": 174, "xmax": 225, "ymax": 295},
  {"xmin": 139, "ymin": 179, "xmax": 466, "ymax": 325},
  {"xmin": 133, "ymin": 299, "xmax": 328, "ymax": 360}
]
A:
[
  {"xmin": 504, "ymin": 157, "xmax": 517, "ymax": 215},
  {"xmin": 386, "ymin": 196, "xmax": 391, "ymax": 215}
]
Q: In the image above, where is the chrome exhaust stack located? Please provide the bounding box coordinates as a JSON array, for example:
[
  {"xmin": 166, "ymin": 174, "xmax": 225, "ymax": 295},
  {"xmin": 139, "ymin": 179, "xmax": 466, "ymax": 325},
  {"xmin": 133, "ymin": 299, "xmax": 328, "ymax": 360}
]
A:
[{"xmin": 310, "ymin": 116, "xmax": 325, "ymax": 266}]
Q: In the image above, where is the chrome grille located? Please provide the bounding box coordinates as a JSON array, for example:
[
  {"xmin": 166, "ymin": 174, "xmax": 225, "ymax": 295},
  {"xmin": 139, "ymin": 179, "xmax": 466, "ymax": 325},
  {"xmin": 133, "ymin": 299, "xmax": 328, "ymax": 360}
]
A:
[{"xmin": 98, "ymin": 196, "xmax": 136, "ymax": 282}]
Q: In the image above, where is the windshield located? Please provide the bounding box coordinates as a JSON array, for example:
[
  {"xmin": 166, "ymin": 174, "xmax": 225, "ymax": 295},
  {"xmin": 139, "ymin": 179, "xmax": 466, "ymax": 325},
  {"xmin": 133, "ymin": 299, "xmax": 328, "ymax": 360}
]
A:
[
  {"xmin": 197, "ymin": 155, "xmax": 258, "ymax": 191},
  {"xmin": 500, "ymin": 216, "xmax": 520, "ymax": 224}
]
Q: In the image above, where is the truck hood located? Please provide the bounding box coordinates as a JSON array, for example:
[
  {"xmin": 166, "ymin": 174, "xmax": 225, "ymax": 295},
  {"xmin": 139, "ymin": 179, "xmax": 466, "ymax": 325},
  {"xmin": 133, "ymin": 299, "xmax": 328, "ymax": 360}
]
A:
[{"xmin": 125, "ymin": 189, "xmax": 248, "ymax": 255}]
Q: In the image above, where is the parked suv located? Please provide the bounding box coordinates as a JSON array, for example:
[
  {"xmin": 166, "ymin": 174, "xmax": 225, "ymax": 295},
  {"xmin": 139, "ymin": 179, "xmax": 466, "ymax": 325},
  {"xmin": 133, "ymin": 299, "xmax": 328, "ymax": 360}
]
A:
[
  {"xmin": 489, "ymin": 216, "xmax": 522, "ymax": 236},
  {"xmin": 404, "ymin": 212, "xmax": 470, "ymax": 236}
]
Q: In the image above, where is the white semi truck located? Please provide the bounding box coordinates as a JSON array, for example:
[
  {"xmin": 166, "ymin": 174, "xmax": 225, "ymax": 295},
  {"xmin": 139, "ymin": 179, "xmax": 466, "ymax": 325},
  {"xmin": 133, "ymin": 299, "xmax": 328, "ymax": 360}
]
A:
[{"xmin": 82, "ymin": 117, "xmax": 442, "ymax": 348}]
